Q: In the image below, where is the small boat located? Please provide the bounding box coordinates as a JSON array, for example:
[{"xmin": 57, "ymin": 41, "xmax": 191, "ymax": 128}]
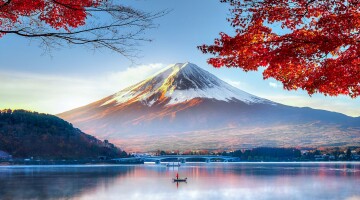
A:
[{"xmin": 173, "ymin": 177, "xmax": 187, "ymax": 182}]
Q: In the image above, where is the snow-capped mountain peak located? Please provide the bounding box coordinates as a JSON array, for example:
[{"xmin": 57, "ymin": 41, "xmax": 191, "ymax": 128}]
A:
[
  {"xmin": 58, "ymin": 62, "xmax": 360, "ymax": 151},
  {"xmin": 101, "ymin": 62, "xmax": 272, "ymax": 107}
]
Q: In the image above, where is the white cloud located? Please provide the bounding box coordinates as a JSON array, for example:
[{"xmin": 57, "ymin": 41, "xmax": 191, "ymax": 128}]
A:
[
  {"xmin": 345, "ymin": 196, "xmax": 360, "ymax": 200},
  {"xmin": 0, "ymin": 63, "xmax": 165, "ymax": 114},
  {"xmin": 225, "ymin": 80, "xmax": 242, "ymax": 88},
  {"xmin": 1, "ymin": 63, "xmax": 359, "ymax": 118},
  {"xmin": 105, "ymin": 63, "xmax": 165, "ymax": 92},
  {"xmin": 223, "ymin": 79, "xmax": 256, "ymax": 94},
  {"xmin": 262, "ymin": 94, "xmax": 360, "ymax": 117},
  {"xmin": 269, "ymin": 82, "xmax": 280, "ymax": 88}
]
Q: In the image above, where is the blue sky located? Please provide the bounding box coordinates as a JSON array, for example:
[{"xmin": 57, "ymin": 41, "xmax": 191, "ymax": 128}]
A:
[{"xmin": 0, "ymin": 0, "xmax": 359, "ymax": 117}]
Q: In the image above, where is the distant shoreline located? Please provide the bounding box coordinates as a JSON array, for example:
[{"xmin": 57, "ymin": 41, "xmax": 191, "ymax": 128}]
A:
[
  {"xmin": 1, "ymin": 160, "xmax": 360, "ymax": 166},
  {"xmin": 0, "ymin": 159, "xmax": 143, "ymax": 165}
]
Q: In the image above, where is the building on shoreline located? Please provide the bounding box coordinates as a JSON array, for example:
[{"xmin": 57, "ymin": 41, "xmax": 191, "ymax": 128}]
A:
[{"xmin": 0, "ymin": 150, "xmax": 11, "ymax": 160}]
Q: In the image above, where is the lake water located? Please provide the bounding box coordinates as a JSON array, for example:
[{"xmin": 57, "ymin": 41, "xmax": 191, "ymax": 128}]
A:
[{"xmin": 0, "ymin": 162, "xmax": 359, "ymax": 200}]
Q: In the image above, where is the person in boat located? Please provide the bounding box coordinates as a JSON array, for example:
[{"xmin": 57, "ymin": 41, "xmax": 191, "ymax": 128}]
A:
[{"xmin": 176, "ymin": 172, "xmax": 179, "ymax": 179}]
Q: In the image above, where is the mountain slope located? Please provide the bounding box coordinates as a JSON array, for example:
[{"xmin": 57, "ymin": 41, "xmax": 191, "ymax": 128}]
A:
[
  {"xmin": 100, "ymin": 62, "xmax": 272, "ymax": 106},
  {"xmin": 58, "ymin": 63, "xmax": 360, "ymax": 151}
]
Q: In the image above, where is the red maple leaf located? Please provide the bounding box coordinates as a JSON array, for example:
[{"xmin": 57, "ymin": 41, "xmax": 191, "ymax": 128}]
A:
[{"xmin": 199, "ymin": 0, "xmax": 360, "ymax": 98}]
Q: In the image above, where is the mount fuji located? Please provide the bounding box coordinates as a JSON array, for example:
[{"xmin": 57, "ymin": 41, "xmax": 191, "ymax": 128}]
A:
[{"xmin": 58, "ymin": 63, "xmax": 360, "ymax": 151}]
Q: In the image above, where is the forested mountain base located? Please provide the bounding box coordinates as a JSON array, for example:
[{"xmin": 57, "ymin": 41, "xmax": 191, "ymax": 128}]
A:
[{"xmin": 0, "ymin": 109, "xmax": 127, "ymax": 159}]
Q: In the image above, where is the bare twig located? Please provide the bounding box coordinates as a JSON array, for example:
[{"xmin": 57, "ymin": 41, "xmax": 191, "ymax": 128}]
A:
[{"xmin": 0, "ymin": 0, "xmax": 169, "ymax": 58}]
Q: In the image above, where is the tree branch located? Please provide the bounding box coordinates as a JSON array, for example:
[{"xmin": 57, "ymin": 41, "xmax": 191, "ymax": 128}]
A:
[
  {"xmin": 0, "ymin": 0, "xmax": 169, "ymax": 58},
  {"xmin": 0, "ymin": 0, "xmax": 11, "ymax": 9}
]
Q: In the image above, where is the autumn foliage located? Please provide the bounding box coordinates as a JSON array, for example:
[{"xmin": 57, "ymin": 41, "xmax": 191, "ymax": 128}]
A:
[
  {"xmin": 0, "ymin": 0, "xmax": 101, "ymax": 34},
  {"xmin": 199, "ymin": 0, "xmax": 360, "ymax": 97},
  {"xmin": 0, "ymin": 0, "xmax": 164, "ymax": 56}
]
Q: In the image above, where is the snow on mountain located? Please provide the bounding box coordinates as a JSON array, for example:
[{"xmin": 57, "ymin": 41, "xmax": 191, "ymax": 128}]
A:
[
  {"xmin": 101, "ymin": 62, "xmax": 273, "ymax": 107},
  {"xmin": 58, "ymin": 62, "xmax": 360, "ymax": 151}
]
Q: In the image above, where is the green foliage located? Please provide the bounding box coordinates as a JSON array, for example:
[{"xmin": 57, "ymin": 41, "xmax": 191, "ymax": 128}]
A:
[
  {"xmin": 0, "ymin": 109, "xmax": 126, "ymax": 159},
  {"xmin": 229, "ymin": 147, "xmax": 301, "ymax": 161},
  {"xmin": 346, "ymin": 148, "xmax": 352, "ymax": 160}
]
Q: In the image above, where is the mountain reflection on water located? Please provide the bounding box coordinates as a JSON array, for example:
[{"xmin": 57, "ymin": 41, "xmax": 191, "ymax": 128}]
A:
[
  {"xmin": 0, "ymin": 165, "xmax": 134, "ymax": 200},
  {"xmin": 0, "ymin": 163, "xmax": 359, "ymax": 200}
]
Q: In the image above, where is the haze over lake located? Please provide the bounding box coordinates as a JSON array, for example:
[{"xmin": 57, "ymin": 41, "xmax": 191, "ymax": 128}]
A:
[{"xmin": 0, "ymin": 162, "xmax": 359, "ymax": 200}]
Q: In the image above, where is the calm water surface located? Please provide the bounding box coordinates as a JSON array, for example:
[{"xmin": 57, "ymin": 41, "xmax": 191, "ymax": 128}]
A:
[{"xmin": 0, "ymin": 162, "xmax": 359, "ymax": 200}]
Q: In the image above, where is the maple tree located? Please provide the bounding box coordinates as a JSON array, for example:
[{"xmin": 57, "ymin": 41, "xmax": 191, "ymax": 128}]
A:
[
  {"xmin": 199, "ymin": 0, "xmax": 360, "ymax": 97},
  {"xmin": 0, "ymin": 0, "xmax": 165, "ymax": 56}
]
